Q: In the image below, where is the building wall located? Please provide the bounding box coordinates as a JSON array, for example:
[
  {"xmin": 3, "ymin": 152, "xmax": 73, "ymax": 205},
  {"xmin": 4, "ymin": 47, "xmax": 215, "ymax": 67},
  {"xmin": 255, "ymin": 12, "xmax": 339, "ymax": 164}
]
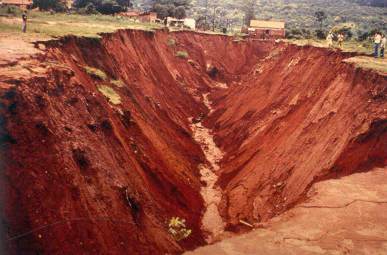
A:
[{"xmin": 250, "ymin": 28, "xmax": 285, "ymax": 39}]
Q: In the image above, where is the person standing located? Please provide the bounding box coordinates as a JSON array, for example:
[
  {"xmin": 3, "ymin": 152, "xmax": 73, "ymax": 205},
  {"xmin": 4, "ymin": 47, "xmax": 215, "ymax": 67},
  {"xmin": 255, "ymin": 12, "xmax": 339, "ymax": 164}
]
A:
[
  {"xmin": 374, "ymin": 32, "xmax": 382, "ymax": 58},
  {"xmin": 326, "ymin": 32, "xmax": 333, "ymax": 48},
  {"xmin": 337, "ymin": 33, "xmax": 344, "ymax": 48},
  {"xmin": 380, "ymin": 34, "xmax": 386, "ymax": 58},
  {"xmin": 21, "ymin": 11, "xmax": 27, "ymax": 33}
]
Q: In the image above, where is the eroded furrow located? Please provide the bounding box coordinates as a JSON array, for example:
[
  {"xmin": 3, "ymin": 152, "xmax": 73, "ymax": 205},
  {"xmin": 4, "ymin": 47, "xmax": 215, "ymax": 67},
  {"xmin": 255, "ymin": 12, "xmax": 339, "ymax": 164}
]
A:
[{"xmin": 190, "ymin": 93, "xmax": 225, "ymax": 243}]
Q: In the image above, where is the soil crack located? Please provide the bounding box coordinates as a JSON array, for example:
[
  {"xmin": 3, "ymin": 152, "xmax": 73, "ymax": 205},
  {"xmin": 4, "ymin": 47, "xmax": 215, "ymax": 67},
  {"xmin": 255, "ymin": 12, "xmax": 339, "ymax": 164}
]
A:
[{"xmin": 296, "ymin": 199, "xmax": 387, "ymax": 209}]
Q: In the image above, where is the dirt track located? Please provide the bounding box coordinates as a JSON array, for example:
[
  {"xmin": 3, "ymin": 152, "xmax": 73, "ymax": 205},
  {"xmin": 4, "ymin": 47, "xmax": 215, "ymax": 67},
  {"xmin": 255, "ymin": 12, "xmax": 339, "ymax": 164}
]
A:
[{"xmin": 0, "ymin": 30, "xmax": 386, "ymax": 254}]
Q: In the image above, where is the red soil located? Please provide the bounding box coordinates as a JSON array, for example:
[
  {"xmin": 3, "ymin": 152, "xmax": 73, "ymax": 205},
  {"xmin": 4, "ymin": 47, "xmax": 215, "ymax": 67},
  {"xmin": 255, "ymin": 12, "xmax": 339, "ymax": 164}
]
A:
[
  {"xmin": 207, "ymin": 44, "xmax": 387, "ymax": 229},
  {"xmin": 0, "ymin": 29, "xmax": 385, "ymax": 254},
  {"xmin": 0, "ymin": 30, "xmax": 273, "ymax": 254}
]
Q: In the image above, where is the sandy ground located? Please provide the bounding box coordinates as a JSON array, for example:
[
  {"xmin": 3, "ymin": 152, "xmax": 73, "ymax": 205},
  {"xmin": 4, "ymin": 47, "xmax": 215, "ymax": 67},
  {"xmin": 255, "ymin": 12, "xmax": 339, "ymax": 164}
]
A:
[
  {"xmin": 186, "ymin": 168, "xmax": 387, "ymax": 255},
  {"xmin": 0, "ymin": 33, "xmax": 46, "ymax": 65}
]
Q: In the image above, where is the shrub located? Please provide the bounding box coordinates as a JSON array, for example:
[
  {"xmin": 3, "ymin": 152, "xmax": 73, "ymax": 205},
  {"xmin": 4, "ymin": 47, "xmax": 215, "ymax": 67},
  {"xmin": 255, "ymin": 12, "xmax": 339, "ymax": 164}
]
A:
[
  {"xmin": 84, "ymin": 66, "xmax": 107, "ymax": 80},
  {"xmin": 168, "ymin": 217, "xmax": 192, "ymax": 241},
  {"xmin": 315, "ymin": 29, "xmax": 326, "ymax": 39},
  {"xmin": 85, "ymin": 3, "xmax": 98, "ymax": 14},
  {"xmin": 111, "ymin": 79, "xmax": 125, "ymax": 87},
  {"xmin": 97, "ymin": 85, "xmax": 121, "ymax": 105},
  {"xmin": 96, "ymin": 0, "xmax": 124, "ymax": 15},
  {"xmin": 176, "ymin": 51, "xmax": 188, "ymax": 59},
  {"xmin": 33, "ymin": 0, "xmax": 67, "ymax": 12},
  {"xmin": 167, "ymin": 38, "xmax": 176, "ymax": 47}
]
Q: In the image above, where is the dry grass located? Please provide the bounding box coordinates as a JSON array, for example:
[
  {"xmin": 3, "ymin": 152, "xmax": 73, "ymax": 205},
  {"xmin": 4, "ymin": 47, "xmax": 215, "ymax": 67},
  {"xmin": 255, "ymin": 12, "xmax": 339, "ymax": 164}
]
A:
[
  {"xmin": 111, "ymin": 79, "xmax": 125, "ymax": 87},
  {"xmin": 84, "ymin": 66, "xmax": 107, "ymax": 80},
  {"xmin": 176, "ymin": 50, "xmax": 189, "ymax": 59},
  {"xmin": 0, "ymin": 8, "xmax": 162, "ymax": 38},
  {"xmin": 343, "ymin": 56, "xmax": 387, "ymax": 75},
  {"xmin": 97, "ymin": 85, "xmax": 121, "ymax": 105}
]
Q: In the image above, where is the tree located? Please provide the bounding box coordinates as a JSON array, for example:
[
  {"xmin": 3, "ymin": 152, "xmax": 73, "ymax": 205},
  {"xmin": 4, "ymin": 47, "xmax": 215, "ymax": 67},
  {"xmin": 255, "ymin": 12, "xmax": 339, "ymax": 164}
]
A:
[
  {"xmin": 33, "ymin": 0, "xmax": 66, "ymax": 11},
  {"xmin": 242, "ymin": 0, "xmax": 256, "ymax": 26},
  {"xmin": 74, "ymin": 0, "xmax": 131, "ymax": 14},
  {"xmin": 314, "ymin": 10, "xmax": 327, "ymax": 30},
  {"xmin": 151, "ymin": 0, "xmax": 191, "ymax": 19},
  {"xmin": 175, "ymin": 6, "xmax": 186, "ymax": 19}
]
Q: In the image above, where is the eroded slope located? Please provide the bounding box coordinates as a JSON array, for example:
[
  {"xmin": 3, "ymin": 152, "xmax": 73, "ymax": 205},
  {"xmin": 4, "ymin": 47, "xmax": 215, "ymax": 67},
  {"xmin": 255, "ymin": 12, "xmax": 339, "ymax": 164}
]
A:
[
  {"xmin": 0, "ymin": 30, "xmax": 273, "ymax": 254},
  {"xmin": 207, "ymin": 45, "xmax": 387, "ymax": 229}
]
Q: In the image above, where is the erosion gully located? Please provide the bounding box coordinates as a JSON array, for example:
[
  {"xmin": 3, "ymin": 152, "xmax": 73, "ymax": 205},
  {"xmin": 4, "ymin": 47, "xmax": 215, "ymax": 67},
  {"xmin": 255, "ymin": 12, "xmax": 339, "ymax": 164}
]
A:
[{"xmin": 0, "ymin": 29, "xmax": 386, "ymax": 255}]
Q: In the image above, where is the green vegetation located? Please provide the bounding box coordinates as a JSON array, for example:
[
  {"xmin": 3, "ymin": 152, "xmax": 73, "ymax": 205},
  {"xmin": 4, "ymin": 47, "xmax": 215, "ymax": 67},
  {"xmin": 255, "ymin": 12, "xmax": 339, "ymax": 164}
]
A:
[
  {"xmin": 152, "ymin": 0, "xmax": 191, "ymax": 19},
  {"xmin": 97, "ymin": 85, "xmax": 121, "ymax": 104},
  {"xmin": 176, "ymin": 50, "xmax": 189, "ymax": 58},
  {"xmin": 343, "ymin": 56, "xmax": 387, "ymax": 74},
  {"xmin": 168, "ymin": 217, "xmax": 192, "ymax": 241},
  {"xmin": 111, "ymin": 79, "xmax": 125, "ymax": 87},
  {"xmin": 74, "ymin": 0, "xmax": 134, "ymax": 15},
  {"xmin": 184, "ymin": 0, "xmax": 387, "ymax": 40},
  {"xmin": 167, "ymin": 38, "xmax": 176, "ymax": 46},
  {"xmin": 33, "ymin": 0, "xmax": 67, "ymax": 12},
  {"xmin": 84, "ymin": 66, "xmax": 108, "ymax": 80},
  {"xmin": 0, "ymin": 7, "xmax": 161, "ymax": 38}
]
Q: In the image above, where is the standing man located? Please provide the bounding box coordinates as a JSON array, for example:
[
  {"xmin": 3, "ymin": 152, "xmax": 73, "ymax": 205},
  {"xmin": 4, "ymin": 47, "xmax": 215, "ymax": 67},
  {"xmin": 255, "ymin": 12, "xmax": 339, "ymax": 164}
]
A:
[
  {"xmin": 337, "ymin": 33, "xmax": 344, "ymax": 48},
  {"xmin": 374, "ymin": 32, "xmax": 382, "ymax": 58},
  {"xmin": 21, "ymin": 11, "xmax": 27, "ymax": 33},
  {"xmin": 326, "ymin": 32, "xmax": 333, "ymax": 48},
  {"xmin": 380, "ymin": 34, "xmax": 386, "ymax": 58}
]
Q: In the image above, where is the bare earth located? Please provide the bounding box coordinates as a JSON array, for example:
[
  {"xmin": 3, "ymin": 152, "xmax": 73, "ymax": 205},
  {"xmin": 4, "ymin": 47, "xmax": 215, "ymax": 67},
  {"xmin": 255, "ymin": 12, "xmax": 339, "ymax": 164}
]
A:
[
  {"xmin": 190, "ymin": 93, "xmax": 226, "ymax": 243},
  {"xmin": 186, "ymin": 168, "xmax": 387, "ymax": 255}
]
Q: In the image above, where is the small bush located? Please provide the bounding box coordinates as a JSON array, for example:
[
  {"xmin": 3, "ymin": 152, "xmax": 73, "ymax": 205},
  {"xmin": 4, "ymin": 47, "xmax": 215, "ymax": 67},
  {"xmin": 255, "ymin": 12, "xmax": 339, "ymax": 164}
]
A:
[
  {"xmin": 168, "ymin": 217, "xmax": 192, "ymax": 241},
  {"xmin": 167, "ymin": 38, "xmax": 176, "ymax": 47},
  {"xmin": 97, "ymin": 85, "xmax": 121, "ymax": 105},
  {"xmin": 315, "ymin": 29, "xmax": 326, "ymax": 39},
  {"xmin": 84, "ymin": 66, "xmax": 107, "ymax": 80},
  {"xmin": 111, "ymin": 79, "xmax": 125, "ymax": 87},
  {"xmin": 176, "ymin": 51, "xmax": 189, "ymax": 59}
]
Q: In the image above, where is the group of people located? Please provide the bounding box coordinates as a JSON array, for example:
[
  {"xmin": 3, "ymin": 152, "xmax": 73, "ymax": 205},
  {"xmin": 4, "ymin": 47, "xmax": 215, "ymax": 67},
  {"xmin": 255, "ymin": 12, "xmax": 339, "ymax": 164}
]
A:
[
  {"xmin": 326, "ymin": 32, "xmax": 345, "ymax": 48},
  {"xmin": 374, "ymin": 33, "xmax": 386, "ymax": 58}
]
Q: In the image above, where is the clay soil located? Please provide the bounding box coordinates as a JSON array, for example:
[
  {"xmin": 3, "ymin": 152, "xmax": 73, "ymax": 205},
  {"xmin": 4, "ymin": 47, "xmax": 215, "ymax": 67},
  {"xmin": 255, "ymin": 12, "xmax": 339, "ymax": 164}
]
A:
[{"xmin": 0, "ymin": 29, "xmax": 386, "ymax": 255}]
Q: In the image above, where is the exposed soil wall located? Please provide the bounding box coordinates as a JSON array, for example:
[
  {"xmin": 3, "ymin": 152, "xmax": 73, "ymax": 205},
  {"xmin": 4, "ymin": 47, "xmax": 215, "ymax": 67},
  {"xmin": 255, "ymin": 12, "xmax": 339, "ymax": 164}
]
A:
[
  {"xmin": 0, "ymin": 29, "xmax": 385, "ymax": 254},
  {"xmin": 206, "ymin": 44, "xmax": 387, "ymax": 229},
  {"xmin": 0, "ymin": 30, "xmax": 274, "ymax": 254}
]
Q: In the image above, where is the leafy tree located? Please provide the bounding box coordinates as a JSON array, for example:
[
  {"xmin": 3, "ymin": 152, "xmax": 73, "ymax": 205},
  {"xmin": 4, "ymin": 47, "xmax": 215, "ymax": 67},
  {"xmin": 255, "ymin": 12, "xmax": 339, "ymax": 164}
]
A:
[
  {"xmin": 242, "ymin": 0, "xmax": 256, "ymax": 26},
  {"xmin": 33, "ymin": 0, "xmax": 66, "ymax": 11},
  {"xmin": 314, "ymin": 10, "xmax": 327, "ymax": 30},
  {"xmin": 175, "ymin": 6, "xmax": 186, "ymax": 19},
  {"xmin": 151, "ymin": 0, "xmax": 191, "ymax": 19},
  {"xmin": 74, "ymin": 0, "xmax": 132, "ymax": 14}
]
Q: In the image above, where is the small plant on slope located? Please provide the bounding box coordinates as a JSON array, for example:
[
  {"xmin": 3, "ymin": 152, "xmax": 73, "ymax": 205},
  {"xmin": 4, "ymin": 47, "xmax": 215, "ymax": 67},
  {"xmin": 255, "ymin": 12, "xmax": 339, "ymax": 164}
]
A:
[
  {"xmin": 84, "ymin": 66, "xmax": 107, "ymax": 80},
  {"xmin": 97, "ymin": 85, "xmax": 121, "ymax": 105},
  {"xmin": 168, "ymin": 217, "xmax": 192, "ymax": 241},
  {"xmin": 176, "ymin": 51, "xmax": 189, "ymax": 59},
  {"xmin": 111, "ymin": 79, "xmax": 125, "ymax": 87},
  {"xmin": 167, "ymin": 38, "xmax": 176, "ymax": 47}
]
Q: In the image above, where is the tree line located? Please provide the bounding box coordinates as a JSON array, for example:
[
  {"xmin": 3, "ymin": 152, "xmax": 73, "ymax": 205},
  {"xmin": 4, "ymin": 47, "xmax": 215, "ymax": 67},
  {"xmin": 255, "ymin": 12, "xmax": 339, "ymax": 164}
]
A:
[{"xmin": 32, "ymin": 0, "xmax": 191, "ymax": 17}]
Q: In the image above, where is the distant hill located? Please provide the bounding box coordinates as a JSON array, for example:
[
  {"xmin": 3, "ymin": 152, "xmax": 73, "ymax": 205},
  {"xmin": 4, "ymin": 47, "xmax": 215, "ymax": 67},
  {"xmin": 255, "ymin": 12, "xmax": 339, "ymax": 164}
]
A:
[
  {"xmin": 134, "ymin": 0, "xmax": 386, "ymax": 37},
  {"xmin": 351, "ymin": 0, "xmax": 386, "ymax": 7}
]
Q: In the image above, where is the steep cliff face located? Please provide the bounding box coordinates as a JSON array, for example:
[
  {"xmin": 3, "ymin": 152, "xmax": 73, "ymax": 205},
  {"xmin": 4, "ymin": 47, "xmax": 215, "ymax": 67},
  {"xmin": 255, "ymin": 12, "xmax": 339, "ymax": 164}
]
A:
[
  {"xmin": 0, "ymin": 29, "xmax": 385, "ymax": 255},
  {"xmin": 207, "ymin": 45, "xmax": 386, "ymax": 228},
  {"xmin": 0, "ymin": 30, "xmax": 273, "ymax": 254}
]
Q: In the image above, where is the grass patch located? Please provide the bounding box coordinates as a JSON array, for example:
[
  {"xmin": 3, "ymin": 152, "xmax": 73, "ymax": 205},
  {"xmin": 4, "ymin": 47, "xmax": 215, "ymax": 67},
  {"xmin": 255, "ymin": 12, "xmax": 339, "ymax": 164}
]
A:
[
  {"xmin": 97, "ymin": 85, "xmax": 121, "ymax": 105},
  {"xmin": 0, "ymin": 7, "xmax": 162, "ymax": 38},
  {"xmin": 167, "ymin": 38, "xmax": 176, "ymax": 47},
  {"xmin": 343, "ymin": 56, "xmax": 387, "ymax": 74},
  {"xmin": 176, "ymin": 50, "xmax": 189, "ymax": 59},
  {"xmin": 111, "ymin": 79, "xmax": 125, "ymax": 87},
  {"xmin": 84, "ymin": 66, "xmax": 107, "ymax": 80}
]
